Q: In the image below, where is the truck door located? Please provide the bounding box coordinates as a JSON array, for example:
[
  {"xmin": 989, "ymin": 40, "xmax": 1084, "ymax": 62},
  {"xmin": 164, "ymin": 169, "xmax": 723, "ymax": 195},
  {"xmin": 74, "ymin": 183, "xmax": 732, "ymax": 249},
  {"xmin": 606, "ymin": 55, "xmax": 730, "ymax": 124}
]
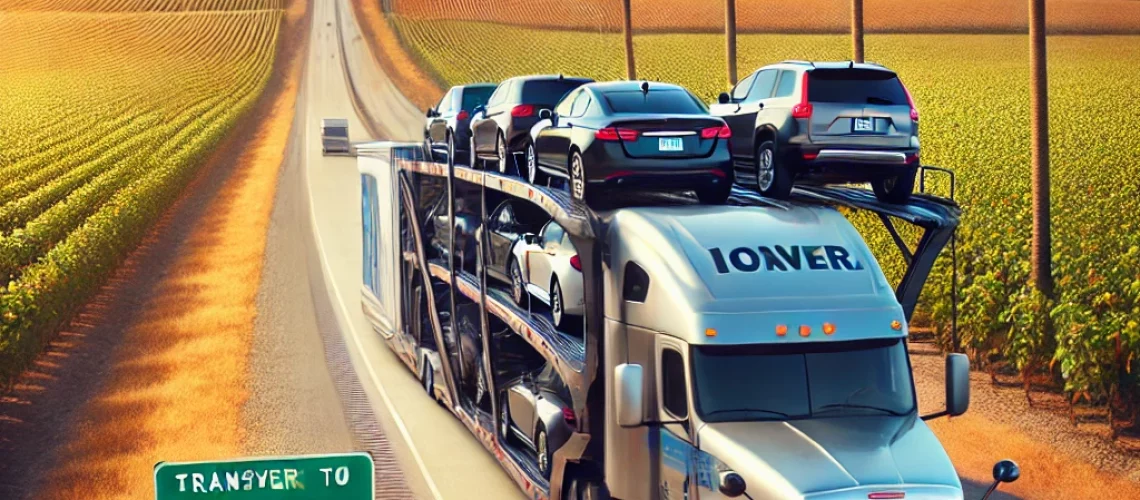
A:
[{"xmin": 656, "ymin": 338, "xmax": 697, "ymax": 500}]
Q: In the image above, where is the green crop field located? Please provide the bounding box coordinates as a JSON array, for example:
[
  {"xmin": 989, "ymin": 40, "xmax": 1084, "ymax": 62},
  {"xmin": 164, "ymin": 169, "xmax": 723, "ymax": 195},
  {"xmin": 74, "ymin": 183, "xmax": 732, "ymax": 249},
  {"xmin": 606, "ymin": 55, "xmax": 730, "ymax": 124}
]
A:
[
  {"xmin": 394, "ymin": 17, "xmax": 1140, "ymax": 415},
  {"xmin": 0, "ymin": 1, "xmax": 283, "ymax": 385}
]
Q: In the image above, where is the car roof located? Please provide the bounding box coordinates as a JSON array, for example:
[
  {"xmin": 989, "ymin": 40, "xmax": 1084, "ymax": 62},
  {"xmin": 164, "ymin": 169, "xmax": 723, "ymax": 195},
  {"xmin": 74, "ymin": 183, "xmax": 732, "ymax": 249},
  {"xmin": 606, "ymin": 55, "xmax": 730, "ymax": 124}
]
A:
[
  {"xmin": 759, "ymin": 60, "xmax": 895, "ymax": 73},
  {"xmin": 321, "ymin": 118, "xmax": 348, "ymax": 127},
  {"xmin": 583, "ymin": 80, "xmax": 686, "ymax": 93},
  {"xmin": 455, "ymin": 83, "xmax": 497, "ymax": 90},
  {"xmin": 502, "ymin": 74, "xmax": 593, "ymax": 84}
]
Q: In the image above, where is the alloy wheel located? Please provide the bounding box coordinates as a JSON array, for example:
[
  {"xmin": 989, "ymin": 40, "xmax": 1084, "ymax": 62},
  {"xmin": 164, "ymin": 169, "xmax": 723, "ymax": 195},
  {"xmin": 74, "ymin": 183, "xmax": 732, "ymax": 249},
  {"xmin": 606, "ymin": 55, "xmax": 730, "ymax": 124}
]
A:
[
  {"xmin": 526, "ymin": 144, "xmax": 537, "ymax": 184},
  {"xmin": 511, "ymin": 261, "xmax": 524, "ymax": 305},
  {"xmin": 499, "ymin": 396, "xmax": 510, "ymax": 440},
  {"xmin": 757, "ymin": 148, "xmax": 775, "ymax": 191},
  {"xmin": 571, "ymin": 155, "xmax": 585, "ymax": 200},
  {"xmin": 537, "ymin": 430, "xmax": 549, "ymax": 475},
  {"xmin": 497, "ymin": 135, "xmax": 508, "ymax": 174},
  {"xmin": 551, "ymin": 281, "xmax": 563, "ymax": 328}
]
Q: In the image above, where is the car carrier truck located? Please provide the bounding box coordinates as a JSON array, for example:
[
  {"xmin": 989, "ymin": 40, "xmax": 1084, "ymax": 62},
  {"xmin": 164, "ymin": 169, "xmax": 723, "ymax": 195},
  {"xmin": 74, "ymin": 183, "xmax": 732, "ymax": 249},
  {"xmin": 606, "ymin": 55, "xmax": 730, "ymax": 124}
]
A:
[{"xmin": 355, "ymin": 141, "xmax": 1019, "ymax": 500}]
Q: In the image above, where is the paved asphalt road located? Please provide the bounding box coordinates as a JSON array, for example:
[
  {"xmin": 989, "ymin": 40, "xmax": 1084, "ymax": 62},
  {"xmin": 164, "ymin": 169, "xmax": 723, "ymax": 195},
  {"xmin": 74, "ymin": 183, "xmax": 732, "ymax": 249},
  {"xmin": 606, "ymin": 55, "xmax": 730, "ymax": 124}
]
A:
[{"xmin": 263, "ymin": 0, "xmax": 526, "ymax": 498}]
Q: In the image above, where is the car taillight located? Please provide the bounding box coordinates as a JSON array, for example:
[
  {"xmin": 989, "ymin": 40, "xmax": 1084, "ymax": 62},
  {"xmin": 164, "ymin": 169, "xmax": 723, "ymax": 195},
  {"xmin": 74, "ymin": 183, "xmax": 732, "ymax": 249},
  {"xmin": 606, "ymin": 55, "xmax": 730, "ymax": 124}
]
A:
[
  {"xmin": 457, "ymin": 110, "xmax": 469, "ymax": 120},
  {"xmin": 562, "ymin": 407, "xmax": 576, "ymax": 425},
  {"xmin": 803, "ymin": 151, "xmax": 819, "ymax": 161},
  {"xmin": 700, "ymin": 125, "xmax": 732, "ymax": 139},
  {"xmin": 595, "ymin": 127, "xmax": 639, "ymax": 141},
  {"xmin": 901, "ymin": 82, "xmax": 918, "ymax": 122},
  {"xmin": 792, "ymin": 71, "xmax": 813, "ymax": 119},
  {"xmin": 511, "ymin": 104, "xmax": 535, "ymax": 118},
  {"xmin": 570, "ymin": 255, "xmax": 581, "ymax": 271},
  {"xmin": 905, "ymin": 152, "xmax": 920, "ymax": 164}
]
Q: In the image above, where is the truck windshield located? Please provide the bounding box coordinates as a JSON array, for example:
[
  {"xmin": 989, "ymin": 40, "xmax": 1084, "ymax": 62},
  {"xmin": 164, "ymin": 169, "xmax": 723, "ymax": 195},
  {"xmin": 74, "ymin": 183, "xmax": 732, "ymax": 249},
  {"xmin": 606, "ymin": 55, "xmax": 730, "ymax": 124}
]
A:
[{"xmin": 690, "ymin": 337, "xmax": 914, "ymax": 422}]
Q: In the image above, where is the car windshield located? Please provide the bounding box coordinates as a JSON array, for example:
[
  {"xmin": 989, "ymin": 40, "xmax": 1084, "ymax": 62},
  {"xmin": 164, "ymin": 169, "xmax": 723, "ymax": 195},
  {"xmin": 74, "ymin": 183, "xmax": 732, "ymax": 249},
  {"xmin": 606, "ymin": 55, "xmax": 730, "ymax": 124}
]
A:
[
  {"xmin": 808, "ymin": 69, "xmax": 908, "ymax": 105},
  {"xmin": 461, "ymin": 87, "xmax": 494, "ymax": 110},
  {"xmin": 603, "ymin": 89, "xmax": 708, "ymax": 114},
  {"xmin": 521, "ymin": 79, "xmax": 590, "ymax": 105},
  {"xmin": 324, "ymin": 126, "xmax": 347, "ymax": 137},
  {"xmin": 691, "ymin": 337, "xmax": 915, "ymax": 422}
]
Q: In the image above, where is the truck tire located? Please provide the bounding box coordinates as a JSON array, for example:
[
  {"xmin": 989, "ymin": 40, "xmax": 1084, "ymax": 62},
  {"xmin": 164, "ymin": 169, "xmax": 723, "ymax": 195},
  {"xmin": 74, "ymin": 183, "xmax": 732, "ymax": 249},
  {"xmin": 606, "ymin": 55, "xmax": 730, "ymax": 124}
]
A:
[
  {"xmin": 871, "ymin": 167, "xmax": 917, "ymax": 204},
  {"xmin": 755, "ymin": 140, "xmax": 793, "ymax": 199}
]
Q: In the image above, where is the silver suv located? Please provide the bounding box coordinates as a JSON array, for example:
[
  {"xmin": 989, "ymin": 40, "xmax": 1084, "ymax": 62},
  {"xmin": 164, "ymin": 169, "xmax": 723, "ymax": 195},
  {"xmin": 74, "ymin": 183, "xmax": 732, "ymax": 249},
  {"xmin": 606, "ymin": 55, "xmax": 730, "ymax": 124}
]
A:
[{"xmin": 711, "ymin": 61, "xmax": 920, "ymax": 203}]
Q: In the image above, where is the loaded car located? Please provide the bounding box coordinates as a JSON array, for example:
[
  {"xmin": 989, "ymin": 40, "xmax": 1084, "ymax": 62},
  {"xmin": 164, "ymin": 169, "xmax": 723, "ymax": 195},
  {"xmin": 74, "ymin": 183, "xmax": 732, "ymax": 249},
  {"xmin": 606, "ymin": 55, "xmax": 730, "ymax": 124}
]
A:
[
  {"xmin": 424, "ymin": 83, "xmax": 496, "ymax": 162},
  {"xmin": 477, "ymin": 199, "xmax": 551, "ymax": 287},
  {"xmin": 498, "ymin": 362, "xmax": 575, "ymax": 480},
  {"xmin": 427, "ymin": 194, "xmax": 480, "ymax": 273},
  {"xmin": 710, "ymin": 61, "xmax": 921, "ymax": 203},
  {"xmin": 509, "ymin": 220, "xmax": 583, "ymax": 330},
  {"xmin": 469, "ymin": 75, "xmax": 593, "ymax": 176},
  {"xmin": 529, "ymin": 81, "xmax": 733, "ymax": 204}
]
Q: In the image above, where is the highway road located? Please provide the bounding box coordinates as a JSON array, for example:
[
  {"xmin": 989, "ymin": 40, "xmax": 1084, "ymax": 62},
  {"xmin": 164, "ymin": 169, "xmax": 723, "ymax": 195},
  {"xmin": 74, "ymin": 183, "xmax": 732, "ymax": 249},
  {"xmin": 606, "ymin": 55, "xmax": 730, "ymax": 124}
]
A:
[{"xmin": 276, "ymin": 0, "xmax": 525, "ymax": 498}]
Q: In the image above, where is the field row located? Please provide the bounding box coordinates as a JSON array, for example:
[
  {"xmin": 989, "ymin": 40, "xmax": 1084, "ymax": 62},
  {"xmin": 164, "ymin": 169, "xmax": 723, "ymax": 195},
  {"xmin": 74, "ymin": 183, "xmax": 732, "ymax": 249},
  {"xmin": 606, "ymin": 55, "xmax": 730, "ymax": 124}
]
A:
[
  {"xmin": 0, "ymin": 0, "xmax": 283, "ymax": 11},
  {"xmin": 388, "ymin": 0, "xmax": 1140, "ymax": 34},
  {"xmin": 392, "ymin": 18, "xmax": 1140, "ymax": 418},
  {"xmin": 0, "ymin": 8, "xmax": 283, "ymax": 385}
]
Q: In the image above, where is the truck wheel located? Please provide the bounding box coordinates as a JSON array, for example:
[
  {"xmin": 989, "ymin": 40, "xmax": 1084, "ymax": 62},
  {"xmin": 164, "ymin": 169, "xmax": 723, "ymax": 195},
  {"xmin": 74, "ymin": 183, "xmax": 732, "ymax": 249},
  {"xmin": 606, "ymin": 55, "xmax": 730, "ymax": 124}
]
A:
[
  {"xmin": 550, "ymin": 278, "xmax": 564, "ymax": 329},
  {"xmin": 510, "ymin": 259, "xmax": 526, "ymax": 306},
  {"xmin": 756, "ymin": 140, "xmax": 793, "ymax": 199},
  {"xmin": 536, "ymin": 425, "xmax": 551, "ymax": 479},
  {"xmin": 871, "ymin": 168, "xmax": 917, "ymax": 204},
  {"xmin": 497, "ymin": 134, "xmax": 510, "ymax": 175}
]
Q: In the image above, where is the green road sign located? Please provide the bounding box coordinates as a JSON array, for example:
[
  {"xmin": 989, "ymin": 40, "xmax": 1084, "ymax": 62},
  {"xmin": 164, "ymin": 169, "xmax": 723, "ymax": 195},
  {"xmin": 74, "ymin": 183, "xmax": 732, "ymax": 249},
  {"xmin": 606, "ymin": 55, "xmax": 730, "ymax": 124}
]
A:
[{"xmin": 154, "ymin": 452, "xmax": 374, "ymax": 499}]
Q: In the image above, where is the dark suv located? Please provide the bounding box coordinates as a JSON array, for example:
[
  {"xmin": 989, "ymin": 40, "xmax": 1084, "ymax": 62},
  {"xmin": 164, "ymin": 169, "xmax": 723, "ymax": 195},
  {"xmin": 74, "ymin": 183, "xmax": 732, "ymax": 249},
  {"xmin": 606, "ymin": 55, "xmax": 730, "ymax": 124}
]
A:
[
  {"xmin": 424, "ymin": 83, "xmax": 496, "ymax": 162},
  {"xmin": 711, "ymin": 61, "xmax": 920, "ymax": 203},
  {"xmin": 469, "ymin": 75, "xmax": 593, "ymax": 178}
]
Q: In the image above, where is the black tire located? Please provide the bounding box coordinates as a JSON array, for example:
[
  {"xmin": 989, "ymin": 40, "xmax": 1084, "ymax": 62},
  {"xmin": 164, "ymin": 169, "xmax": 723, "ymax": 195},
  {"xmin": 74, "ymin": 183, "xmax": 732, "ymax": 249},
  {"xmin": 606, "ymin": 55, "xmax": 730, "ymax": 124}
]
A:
[
  {"xmin": 497, "ymin": 133, "xmax": 510, "ymax": 175},
  {"xmin": 696, "ymin": 181, "xmax": 732, "ymax": 204},
  {"xmin": 525, "ymin": 142, "xmax": 545, "ymax": 185},
  {"xmin": 470, "ymin": 137, "xmax": 480, "ymax": 170},
  {"xmin": 871, "ymin": 168, "xmax": 917, "ymax": 204},
  {"xmin": 498, "ymin": 392, "xmax": 512, "ymax": 442},
  {"xmin": 447, "ymin": 132, "xmax": 456, "ymax": 164},
  {"xmin": 569, "ymin": 151, "xmax": 587, "ymax": 202},
  {"xmin": 536, "ymin": 425, "xmax": 552, "ymax": 479},
  {"xmin": 421, "ymin": 358, "xmax": 434, "ymax": 400},
  {"xmin": 424, "ymin": 139, "xmax": 434, "ymax": 162},
  {"xmin": 510, "ymin": 258, "xmax": 526, "ymax": 306},
  {"xmin": 755, "ymin": 140, "xmax": 794, "ymax": 199},
  {"xmin": 551, "ymin": 278, "xmax": 564, "ymax": 329}
]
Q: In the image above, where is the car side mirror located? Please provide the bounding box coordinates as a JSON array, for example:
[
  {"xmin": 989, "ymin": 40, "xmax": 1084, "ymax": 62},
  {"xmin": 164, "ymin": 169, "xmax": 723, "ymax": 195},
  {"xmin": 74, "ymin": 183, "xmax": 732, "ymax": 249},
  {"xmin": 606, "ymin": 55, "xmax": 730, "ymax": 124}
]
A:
[
  {"xmin": 921, "ymin": 353, "xmax": 970, "ymax": 420},
  {"xmin": 426, "ymin": 108, "xmax": 436, "ymax": 118},
  {"xmin": 981, "ymin": 460, "xmax": 1020, "ymax": 500},
  {"xmin": 615, "ymin": 363, "xmax": 644, "ymax": 427},
  {"xmin": 522, "ymin": 233, "xmax": 537, "ymax": 245},
  {"xmin": 718, "ymin": 92, "xmax": 731, "ymax": 104},
  {"xmin": 539, "ymin": 109, "xmax": 552, "ymax": 119}
]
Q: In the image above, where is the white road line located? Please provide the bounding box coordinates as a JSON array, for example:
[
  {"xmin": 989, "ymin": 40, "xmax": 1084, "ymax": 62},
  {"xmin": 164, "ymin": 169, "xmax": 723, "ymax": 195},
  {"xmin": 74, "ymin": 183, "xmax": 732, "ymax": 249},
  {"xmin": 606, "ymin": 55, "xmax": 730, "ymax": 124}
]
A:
[{"xmin": 302, "ymin": 15, "xmax": 444, "ymax": 497}]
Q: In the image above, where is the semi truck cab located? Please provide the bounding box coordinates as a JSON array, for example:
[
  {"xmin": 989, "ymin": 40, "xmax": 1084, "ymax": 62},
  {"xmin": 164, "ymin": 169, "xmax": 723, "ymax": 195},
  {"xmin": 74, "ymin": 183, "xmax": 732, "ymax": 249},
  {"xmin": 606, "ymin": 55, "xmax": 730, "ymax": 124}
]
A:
[{"xmin": 602, "ymin": 204, "xmax": 970, "ymax": 500}]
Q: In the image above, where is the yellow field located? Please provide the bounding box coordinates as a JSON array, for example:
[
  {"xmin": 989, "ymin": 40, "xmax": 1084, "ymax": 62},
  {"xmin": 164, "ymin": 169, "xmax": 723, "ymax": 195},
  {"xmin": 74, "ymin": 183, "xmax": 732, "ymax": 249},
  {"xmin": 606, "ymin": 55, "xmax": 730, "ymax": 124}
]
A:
[
  {"xmin": 389, "ymin": 0, "xmax": 1140, "ymax": 34},
  {"xmin": 0, "ymin": 1, "xmax": 283, "ymax": 384}
]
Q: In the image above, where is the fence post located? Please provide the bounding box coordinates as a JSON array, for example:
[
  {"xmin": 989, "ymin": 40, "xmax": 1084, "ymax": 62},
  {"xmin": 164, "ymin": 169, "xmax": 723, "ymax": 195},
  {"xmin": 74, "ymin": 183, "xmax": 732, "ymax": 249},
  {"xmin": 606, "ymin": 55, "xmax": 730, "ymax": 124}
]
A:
[
  {"xmin": 622, "ymin": 0, "xmax": 635, "ymax": 79},
  {"xmin": 725, "ymin": 0, "xmax": 737, "ymax": 85},
  {"xmin": 851, "ymin": 0, "xmax": 864, "ymax": 62},
  {"xmin": 1029, "ymin": 0, "xmax": 1052, "ymax": 297}
]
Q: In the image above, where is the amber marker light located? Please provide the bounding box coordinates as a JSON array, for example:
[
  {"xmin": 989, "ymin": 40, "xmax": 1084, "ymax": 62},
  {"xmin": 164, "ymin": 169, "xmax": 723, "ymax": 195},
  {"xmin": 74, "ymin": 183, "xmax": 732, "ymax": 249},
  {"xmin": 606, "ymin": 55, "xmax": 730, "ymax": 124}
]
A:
[
  {"xmin": 890, "ymin": 320, "xmax": 902, "ymax": 331},
  {"xmin": 823, "ymin": 322, "xmax": 836, "ymax": 335},
  {"xmin": 776, "ymin": 325, "xmax": 788, "ymax": 336},
  {"xmin": 705, "ymin": 328, "xmax": 717, "ymax": 337},
  {"xmin": 799, "ymin": 325, "xmax": 811, "ymax": 337}
]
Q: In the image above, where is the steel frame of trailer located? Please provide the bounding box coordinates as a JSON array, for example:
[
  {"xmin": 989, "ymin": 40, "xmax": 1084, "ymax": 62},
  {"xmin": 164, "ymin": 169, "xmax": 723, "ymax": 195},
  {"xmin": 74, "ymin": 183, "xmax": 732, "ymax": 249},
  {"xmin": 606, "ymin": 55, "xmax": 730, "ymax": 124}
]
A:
[{"xmin": 356, "ymin": 141, "xmax": 961, "ymax": 500}]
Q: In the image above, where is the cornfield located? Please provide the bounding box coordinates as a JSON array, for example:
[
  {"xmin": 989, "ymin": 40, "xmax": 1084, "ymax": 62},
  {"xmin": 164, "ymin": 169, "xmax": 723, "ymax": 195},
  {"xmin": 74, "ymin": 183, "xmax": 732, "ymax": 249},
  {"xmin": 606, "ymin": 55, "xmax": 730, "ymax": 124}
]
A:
[
  {"xmin": 0, "ymin": 0, "xmax": 283, "ymax": 385},
  {"xmin": 391, "ymin": 16, "xmax": 1140, "ymax": 429},
  {"xmin": 389, "ymin": 0, "xmax": 1140, "ymax": 34}
]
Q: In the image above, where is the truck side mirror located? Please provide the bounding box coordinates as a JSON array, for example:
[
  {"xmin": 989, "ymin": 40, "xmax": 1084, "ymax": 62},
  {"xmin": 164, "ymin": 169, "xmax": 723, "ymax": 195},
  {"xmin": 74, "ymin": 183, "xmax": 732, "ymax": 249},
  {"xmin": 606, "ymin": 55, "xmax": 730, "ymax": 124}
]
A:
[
  {"xmin": 921, "ymin": 353, "xmax": 970, "ymax": 420},
  {"xmin": 615, "ymin": 364, "xmax": 644, "ymax": 427},
  {"xmin": 717, "ymin": 92, "xmax": 731, "ymax": 104},
  {"xmin": 539, "ymin": 108, "xmax": 552, "ymax": 119},
  {"xmin": 426, "ymin": 107, "xmax": 436, "ymax": 118},
  {"xmin": 980, "ymin": 459, "xmax": 1019, "ymax": 500}
]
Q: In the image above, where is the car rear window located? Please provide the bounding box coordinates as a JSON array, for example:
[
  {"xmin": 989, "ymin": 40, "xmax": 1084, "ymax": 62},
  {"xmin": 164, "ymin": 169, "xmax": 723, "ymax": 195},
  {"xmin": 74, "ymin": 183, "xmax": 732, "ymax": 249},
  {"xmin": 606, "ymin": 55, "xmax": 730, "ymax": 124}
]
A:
[
  {"xmin": 461, "ymin": 87, "xmax": 494, "ymax": 110},
  {"xmin": 520, "ymin": 80, "xmax": 590, "ymax": 105},
  {"xmin": 324, "ymin": 126, "xmax": 347, "ymax": 137},
  {"xmin": 603, "ymin": 89, "xmax": 708, "ymax": 114},
  {"xmin": 808, "ymin": 69, "xmax": 908, "ymax": 106}
]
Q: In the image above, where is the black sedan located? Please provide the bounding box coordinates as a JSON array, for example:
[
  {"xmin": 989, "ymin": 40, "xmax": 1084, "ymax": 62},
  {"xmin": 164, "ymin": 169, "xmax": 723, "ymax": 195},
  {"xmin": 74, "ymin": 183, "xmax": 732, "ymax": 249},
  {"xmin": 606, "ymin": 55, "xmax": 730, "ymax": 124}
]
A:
[
  {"xmin": 529, "ymin": 81, "xmax": 734, "ymax": 204},
  {"xmin": 424, "ymin": 83, "xmax": 496, "ymax": 163},
  {"xmin": 469, "ymin": 75, "xmax": 593, "ymax": 176},
  {"xmin": 476, "ymin": 199, "xmax": 549, "ymax": 286}
]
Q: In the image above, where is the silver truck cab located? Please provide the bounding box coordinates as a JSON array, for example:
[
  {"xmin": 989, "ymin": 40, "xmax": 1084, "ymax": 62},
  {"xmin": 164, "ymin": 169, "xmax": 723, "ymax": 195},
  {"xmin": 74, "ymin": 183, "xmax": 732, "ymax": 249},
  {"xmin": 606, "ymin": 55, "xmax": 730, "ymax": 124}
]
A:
[
  {"xmin": 602, "ymin": 204, "xmax": 968, "ymax": 500},
  {"xmin": 321, "ymin": 118, "xmax": 351, "ymax": 155}
]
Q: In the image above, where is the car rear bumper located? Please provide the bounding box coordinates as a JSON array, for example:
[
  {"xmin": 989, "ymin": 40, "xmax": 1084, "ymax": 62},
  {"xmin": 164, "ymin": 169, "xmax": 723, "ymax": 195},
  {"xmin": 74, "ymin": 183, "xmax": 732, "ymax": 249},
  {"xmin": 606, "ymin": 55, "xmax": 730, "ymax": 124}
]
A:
[
  {"xmin": 583, "ymin": 142, "xmax": 734, "ymax": 188},
  {"xmin": 785, "ymin": 145, "xmax": 917, "ymax": 181}
]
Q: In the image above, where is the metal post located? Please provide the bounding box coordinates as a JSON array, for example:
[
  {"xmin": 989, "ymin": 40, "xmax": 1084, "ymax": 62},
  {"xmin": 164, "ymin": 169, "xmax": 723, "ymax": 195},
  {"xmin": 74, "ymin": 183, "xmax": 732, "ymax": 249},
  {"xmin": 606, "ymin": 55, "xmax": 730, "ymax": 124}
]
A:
[
  {"xmin": 622, "ymin": 0, "xmax": 636, "ymax": 79},
  {"xmin": 725, "ymin": 0, "xmax": 737, "ymax": 85},
  {"xmin": 851, "ymin": 0, "xmax": 865, "ymax": 62},
  {"xmin": 1029, "ymin": 0, "xmax": 1052, "ymax": 297}
]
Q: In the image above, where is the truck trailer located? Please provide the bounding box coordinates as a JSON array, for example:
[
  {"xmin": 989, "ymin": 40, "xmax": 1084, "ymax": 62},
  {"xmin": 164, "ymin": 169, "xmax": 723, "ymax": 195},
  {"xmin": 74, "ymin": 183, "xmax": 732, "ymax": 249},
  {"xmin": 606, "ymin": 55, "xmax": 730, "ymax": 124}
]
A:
[{"xmin": 355, "ymin": 141, "xmax": 1018, "ymax": 500}]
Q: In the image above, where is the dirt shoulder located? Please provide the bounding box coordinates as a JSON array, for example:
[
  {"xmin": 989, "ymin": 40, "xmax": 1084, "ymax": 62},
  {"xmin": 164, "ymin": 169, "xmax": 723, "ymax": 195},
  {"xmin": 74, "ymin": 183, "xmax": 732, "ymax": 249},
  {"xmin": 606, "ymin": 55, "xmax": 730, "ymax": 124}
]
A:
[{"xmin": 0, "ymin": 0, "xmax": 310, "ymax": 497}]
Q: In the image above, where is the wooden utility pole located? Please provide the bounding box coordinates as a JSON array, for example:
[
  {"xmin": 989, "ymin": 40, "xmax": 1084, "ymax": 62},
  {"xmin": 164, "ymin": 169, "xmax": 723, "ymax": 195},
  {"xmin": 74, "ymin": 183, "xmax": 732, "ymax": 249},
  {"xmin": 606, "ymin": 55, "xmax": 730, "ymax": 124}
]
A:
[
  {"xmin": 851, "ymin": 0, "xmax": 864, "ymax": 62},
  {"xmin": 726, "ymin": 0, "xmax": 737, "ymax": 85},
  {"xmin": 1029, "ymin": 0, "xmax": 1052, "ymax": 296},
  {"xmin": 622, "ymin": 0, "xmax": 635, "ymax": 79}
]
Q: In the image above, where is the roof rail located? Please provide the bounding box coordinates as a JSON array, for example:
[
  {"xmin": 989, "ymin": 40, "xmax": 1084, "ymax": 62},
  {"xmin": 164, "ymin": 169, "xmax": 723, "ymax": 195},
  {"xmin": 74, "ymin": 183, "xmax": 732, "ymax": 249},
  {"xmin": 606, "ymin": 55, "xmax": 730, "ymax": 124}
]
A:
[{"xmin": 781, "ymin": 60, "xmax": 815, "ymax": 67}]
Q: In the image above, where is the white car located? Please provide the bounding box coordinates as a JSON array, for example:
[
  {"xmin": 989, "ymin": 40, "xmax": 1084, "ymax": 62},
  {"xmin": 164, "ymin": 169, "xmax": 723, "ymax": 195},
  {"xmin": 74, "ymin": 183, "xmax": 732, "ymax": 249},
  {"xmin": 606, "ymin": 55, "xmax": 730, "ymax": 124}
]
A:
[{"xmin": 509, "ymin": 220, "xmax": 584, "ymax": 329}]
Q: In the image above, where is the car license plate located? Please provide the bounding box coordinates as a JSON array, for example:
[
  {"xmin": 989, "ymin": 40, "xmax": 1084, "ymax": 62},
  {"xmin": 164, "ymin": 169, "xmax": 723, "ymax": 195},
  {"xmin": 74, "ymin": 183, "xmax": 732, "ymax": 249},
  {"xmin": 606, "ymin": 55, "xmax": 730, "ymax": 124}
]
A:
[
  {"xmin": 659, "ymin": 137, "xmax": 684, "ymax": 152},
  {"xmin": 853, "ymin": 117, "xmax": 875, "ymax": 132}
]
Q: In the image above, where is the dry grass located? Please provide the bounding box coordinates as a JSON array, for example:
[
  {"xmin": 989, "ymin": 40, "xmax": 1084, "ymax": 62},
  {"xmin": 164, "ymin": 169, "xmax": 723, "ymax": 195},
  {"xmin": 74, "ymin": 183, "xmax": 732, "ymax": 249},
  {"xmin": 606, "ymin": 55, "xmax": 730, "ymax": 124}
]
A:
[
  {"xmin": 390, "ymin": 0, "xmax": 1140, "ymax": 34},
  {"xmin": 352, "ymin": 0, "xmax": 442, "ymax": 111},
  {"xmin": 0, "ymin": 0, "xmax": 283, "ymax": 11},
  {"xmin": 928, "ymin": 414, "xmax": 1140, "ymax": 499},
  {"xmin": 30, "ymin": 0, "xmax": 306, "ymax": 497}
]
